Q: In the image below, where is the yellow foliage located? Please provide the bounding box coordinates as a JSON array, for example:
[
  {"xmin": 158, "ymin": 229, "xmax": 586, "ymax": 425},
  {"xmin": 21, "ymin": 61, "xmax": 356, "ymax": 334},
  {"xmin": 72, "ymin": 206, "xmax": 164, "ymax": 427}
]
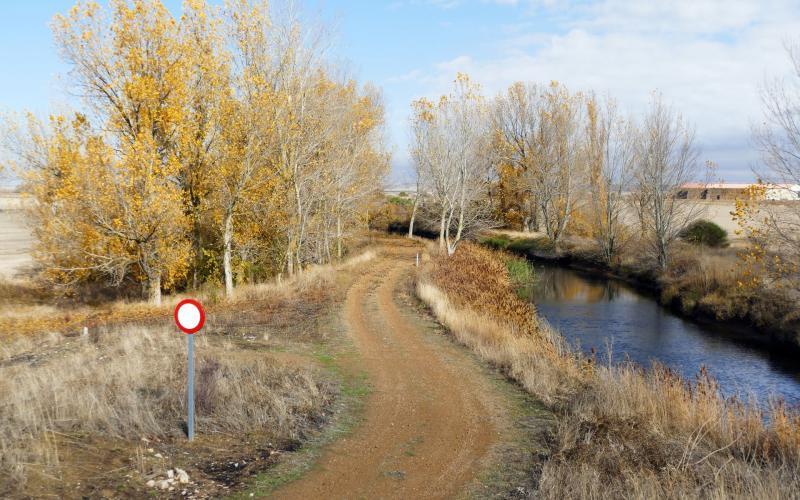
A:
[{"xmin": 11, "ymin": 0, "xmax": 388, "ymax": 303}]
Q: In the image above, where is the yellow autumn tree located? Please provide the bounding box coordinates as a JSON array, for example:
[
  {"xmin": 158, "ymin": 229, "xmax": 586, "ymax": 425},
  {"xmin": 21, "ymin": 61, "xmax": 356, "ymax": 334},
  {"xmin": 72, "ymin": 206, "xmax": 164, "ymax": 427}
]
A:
[
  {"xmin": 30, "ymin": 0, "xmax": 193, "ymax": 304},
  {"xmin": 493, "ymin": 82, "xmax": 539, "ymax": 232},
  {"xmin": 731, "ymin": 184, "xmax": 799, "ymax": 290},
  {"xmin": 4, "ymin": 0, "xmax": 389, "ymax": 303},
  {"xmin": 493, "ymin": 81, "xmax": 585, "ymax": 247},
  {"xmin": 177, "ymin": 0, "xmax": 231, "ymax": 289}
]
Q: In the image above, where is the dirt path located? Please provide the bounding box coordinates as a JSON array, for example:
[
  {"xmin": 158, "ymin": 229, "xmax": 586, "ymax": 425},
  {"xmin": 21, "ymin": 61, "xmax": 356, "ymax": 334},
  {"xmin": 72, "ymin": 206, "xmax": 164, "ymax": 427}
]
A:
[{"xmin": 273, "ymin": 243, "xmax": 506, "ymax": 499}]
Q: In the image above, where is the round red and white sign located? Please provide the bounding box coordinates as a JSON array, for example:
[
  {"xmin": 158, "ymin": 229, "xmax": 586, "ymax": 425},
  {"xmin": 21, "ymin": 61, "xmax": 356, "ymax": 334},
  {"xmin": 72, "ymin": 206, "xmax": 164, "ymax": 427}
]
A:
[{"xmin": 174, "ymin": 299, "xmax": 205, "ymax": 334}]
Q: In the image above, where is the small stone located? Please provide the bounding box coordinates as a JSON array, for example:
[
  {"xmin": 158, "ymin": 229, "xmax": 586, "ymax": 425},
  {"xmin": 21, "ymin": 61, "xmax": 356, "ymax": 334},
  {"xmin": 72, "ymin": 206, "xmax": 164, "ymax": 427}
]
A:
[
  {"xmin": 159, "ymin": 480, "xmax": 170, "ymax": 490},
  {"xmin": 175, "ymin": 468, "xmax": 190, "ymax": 484},
  {"xmin": 167, "ymin": 469, "xmax": 175, "ymax": 479},
  {"xmin": 169, "ymin": 486, "xmax": 175, "ymax": 492},
  {"xmin": 147, "ymin": 448, "xmax": 154, "ymax": 453},
  {"xmin": 155, "ymin": 453, "xmax": 163, "ymax": 458},
  {"xmin": 146, "ymin": 480, "xmax": 156, "ymax": 488}
]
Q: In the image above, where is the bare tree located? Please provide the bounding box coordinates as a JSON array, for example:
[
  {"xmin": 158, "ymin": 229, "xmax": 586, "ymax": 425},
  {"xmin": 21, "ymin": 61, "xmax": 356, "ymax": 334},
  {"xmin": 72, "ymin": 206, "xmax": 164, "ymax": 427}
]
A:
[
  {"xmin": 753, "ymin": 41, "xmax": 800, "ymax": 269},
  {"xmin": 411, "ymin": 74, "xmax": 494, "ymax": 255},
  {"xmin": 632, "ymin": 95, "xmax": 702, "ymax": 271},
  {"xmin": 407, "ymin": 168, "xmax": 422, "ymax": 238},
  {"xmin": 534, "ymin": 83, "xmax": 585, "ymax": 248},
  {"xmin": 585, "ymin": 94, "xmax": 636, "ymax": 264}
]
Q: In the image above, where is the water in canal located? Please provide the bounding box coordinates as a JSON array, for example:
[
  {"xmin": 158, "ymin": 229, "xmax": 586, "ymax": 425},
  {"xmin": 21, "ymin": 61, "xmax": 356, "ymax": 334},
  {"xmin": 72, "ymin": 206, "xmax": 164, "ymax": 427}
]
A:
[{"xmin": 529, "ymin": 263, "xmax": 800, "ymax": 407}]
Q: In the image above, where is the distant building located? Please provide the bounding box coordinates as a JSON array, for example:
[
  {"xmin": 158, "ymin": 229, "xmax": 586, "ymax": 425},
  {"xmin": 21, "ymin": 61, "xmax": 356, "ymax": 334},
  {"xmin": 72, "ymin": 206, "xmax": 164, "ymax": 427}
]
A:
[
  {"xmin": 676, "ymin": 183, "xmax": 800, "ymax": 202},
  {"xmin": 677, "ymin": 183, "xmax": 751, "ymax": 201},
  {"xmin": 764, "ymin": 184, "xmax": 800, "ymax": 200}
]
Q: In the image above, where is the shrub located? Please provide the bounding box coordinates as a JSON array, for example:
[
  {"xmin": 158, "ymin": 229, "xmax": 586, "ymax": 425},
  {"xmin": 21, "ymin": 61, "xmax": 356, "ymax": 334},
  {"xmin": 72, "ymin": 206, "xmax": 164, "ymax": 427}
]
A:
[
  {"xmin": 679, "ymin": 219, "xmax": 729, "ymax": 247},
  {"xmin": 388, "ymin": 195, "xmax": 412, "ymax": 207}
]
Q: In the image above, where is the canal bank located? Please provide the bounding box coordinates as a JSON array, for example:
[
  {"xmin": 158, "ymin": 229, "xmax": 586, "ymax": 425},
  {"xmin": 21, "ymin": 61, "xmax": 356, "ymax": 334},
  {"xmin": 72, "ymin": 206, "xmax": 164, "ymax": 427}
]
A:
[{"xmin": 482, "ymin": 233, "xmax": 800, "ymax": 353}]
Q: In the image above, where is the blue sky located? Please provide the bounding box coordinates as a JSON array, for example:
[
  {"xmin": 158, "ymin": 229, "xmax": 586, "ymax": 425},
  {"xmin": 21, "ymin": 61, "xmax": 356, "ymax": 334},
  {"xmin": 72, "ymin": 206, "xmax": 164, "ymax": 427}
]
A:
[{"xmin": 2, "ymin": 0, "xmax": 800, "ymax": 185}]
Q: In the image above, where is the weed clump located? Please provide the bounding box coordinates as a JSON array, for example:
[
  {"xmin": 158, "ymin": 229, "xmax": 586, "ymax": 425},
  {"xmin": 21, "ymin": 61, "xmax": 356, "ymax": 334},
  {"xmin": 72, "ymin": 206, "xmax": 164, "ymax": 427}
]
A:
[{"xmin": 479, "ymin": 235, "xmax": 512, "ymax": 250}]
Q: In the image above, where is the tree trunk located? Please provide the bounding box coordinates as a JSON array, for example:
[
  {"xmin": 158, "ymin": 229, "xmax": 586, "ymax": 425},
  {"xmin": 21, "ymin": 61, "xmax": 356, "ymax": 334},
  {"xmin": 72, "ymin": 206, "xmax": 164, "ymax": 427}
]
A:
[
  {"xmin": 336, "ymin": 212, "xmax": 343, "ymax": 260},
  {"xmin": 454, "ymin": 198, "xmax": 466, "ymax": 246},
  {"xmin": 438, "ymin": 205, "xmax": 447, "ymax": 250},
  {"xmin": 657, "ymin": 234, "xmax": 669, "ymax": 271},
  {"xmin": 444, "ymin": 204, "xmax": 456, "ymax": 255},
  {"xmin": 286, "ymin": 246, "xmax": 295, "ymax": 276},
  {"xmin": 408, "ymin": 195, "xmax": 420, "ymax": 238},
  {"xmin": 192, "ymin": 215, "xmax": 201, "ymax": 290},
  {"xmin": 147, "ymin": 274, "xmax": 162, "ymax": 306},
  {"xmin": 223, "ymin": 210, "xmax": 234, "ymax": 298}
]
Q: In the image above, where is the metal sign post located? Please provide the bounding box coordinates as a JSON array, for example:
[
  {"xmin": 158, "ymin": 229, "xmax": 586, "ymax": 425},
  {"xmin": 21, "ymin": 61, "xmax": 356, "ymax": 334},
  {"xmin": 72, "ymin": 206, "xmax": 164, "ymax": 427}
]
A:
[
  {"xmin": 174, "ymin": 299, "xmax": 206, "ymax": 441},
  {"xmin": 187, "ymin": 334, "xmax": 195, "ymax": 440}
]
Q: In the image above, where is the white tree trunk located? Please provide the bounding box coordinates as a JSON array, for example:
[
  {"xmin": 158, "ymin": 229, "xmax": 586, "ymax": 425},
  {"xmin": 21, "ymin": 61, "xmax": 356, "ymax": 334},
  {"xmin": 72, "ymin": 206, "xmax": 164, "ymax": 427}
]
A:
[
  {"xmin": 408, "ymin": 195, "xmax": 420, "ymax": 238},
  {"xmin": 438, "ymin": 205, "xmax": 447, "ymax": 249},
  {"xmin": 223, "ymin": 210, "xmax": 234, "ymax": 298}
]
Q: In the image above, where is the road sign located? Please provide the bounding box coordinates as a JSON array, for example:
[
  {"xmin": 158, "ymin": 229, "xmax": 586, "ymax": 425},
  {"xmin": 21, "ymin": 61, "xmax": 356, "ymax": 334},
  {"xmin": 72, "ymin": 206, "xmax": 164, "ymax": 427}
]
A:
[
  {"xmin": 174, "ymin": 298, "xmax": 205, "ymax": 334},
  {"xmin": 174, "ymin": 299, "xmax": 205, "ymax": 440}
]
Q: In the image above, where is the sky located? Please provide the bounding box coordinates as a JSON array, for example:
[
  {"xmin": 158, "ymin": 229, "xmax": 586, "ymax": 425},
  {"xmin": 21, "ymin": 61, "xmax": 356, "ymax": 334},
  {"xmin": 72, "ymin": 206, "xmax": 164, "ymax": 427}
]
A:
[{"xmin": 2, "ymin": 0, "xmax": 800, "ymax": 186}]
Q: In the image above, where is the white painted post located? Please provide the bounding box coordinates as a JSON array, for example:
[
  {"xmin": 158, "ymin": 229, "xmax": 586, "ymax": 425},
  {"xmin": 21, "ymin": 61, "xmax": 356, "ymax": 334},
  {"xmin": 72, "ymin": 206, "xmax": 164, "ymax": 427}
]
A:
[{"xmin": 416, "ymin": 253, "xmax": 419, "ymax": 267}]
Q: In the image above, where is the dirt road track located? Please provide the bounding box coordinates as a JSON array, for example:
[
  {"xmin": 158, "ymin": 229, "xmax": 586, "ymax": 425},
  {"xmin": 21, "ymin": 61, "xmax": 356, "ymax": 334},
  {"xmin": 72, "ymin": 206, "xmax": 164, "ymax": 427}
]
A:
[{"xmin": 274, "ymin": 243, "xmax": 505, "ymax": 499}]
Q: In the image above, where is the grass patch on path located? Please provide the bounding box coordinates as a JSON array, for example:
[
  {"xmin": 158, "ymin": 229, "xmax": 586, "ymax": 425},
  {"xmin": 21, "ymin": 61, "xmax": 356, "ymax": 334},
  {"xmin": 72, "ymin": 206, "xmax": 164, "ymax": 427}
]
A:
[{"xmin": 230, "ymin": 319, "xmax": 372, "ymax": 498}]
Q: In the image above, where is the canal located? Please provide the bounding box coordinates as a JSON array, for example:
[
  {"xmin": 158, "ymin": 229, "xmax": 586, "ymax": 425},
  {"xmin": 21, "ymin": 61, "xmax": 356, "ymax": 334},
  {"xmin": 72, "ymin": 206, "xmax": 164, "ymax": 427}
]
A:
[{"xmin": 529, "ymin": 263, "xmax": 800, "ymax": 407}]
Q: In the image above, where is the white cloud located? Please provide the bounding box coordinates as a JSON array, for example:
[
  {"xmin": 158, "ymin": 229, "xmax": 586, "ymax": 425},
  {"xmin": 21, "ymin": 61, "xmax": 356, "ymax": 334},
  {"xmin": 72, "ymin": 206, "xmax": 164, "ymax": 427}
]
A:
[{"xmin": 389, "ymin": 0, "xmax": 800, "ymax": 180}]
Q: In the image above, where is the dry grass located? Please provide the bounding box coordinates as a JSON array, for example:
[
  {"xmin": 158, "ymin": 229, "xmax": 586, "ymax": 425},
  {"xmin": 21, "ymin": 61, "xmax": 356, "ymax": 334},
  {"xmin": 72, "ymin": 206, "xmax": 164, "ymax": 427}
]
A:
[
  {"xmin": 0, "ymin": 327, "xmax": 331, "ymax": 490},
  {"xmin": 662, "ymin": 244, "xmax": 800, "ymax": 336},
  {"xmin": 0, "ymin": 249, "xmax": 377, "ymax": 496},
  {"xmin": 0, "ymin": 249, "xmax": 378, "ymax": 340},
  {"xmin": 417, "ymin": 243, "xmax": 800, "ymax": 498}
]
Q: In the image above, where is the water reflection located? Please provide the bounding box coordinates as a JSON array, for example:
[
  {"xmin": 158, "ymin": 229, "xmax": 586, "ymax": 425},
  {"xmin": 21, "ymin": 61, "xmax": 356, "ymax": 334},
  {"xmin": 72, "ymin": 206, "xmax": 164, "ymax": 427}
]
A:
[
  {"xmin": 534, "ymin": 267, "xmax": 630, "ymax": 303},
  {"xmin": 529, "ymin": 264, "xmax": 800, "ymax": 407}
]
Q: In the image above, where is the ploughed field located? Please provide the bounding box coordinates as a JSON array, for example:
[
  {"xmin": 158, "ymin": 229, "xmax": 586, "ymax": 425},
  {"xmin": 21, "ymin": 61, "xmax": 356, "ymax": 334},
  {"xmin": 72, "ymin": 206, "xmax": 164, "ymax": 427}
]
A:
[{"xmin": 0, "ymin": 205, "xmax": 33, "ymax": 280}]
